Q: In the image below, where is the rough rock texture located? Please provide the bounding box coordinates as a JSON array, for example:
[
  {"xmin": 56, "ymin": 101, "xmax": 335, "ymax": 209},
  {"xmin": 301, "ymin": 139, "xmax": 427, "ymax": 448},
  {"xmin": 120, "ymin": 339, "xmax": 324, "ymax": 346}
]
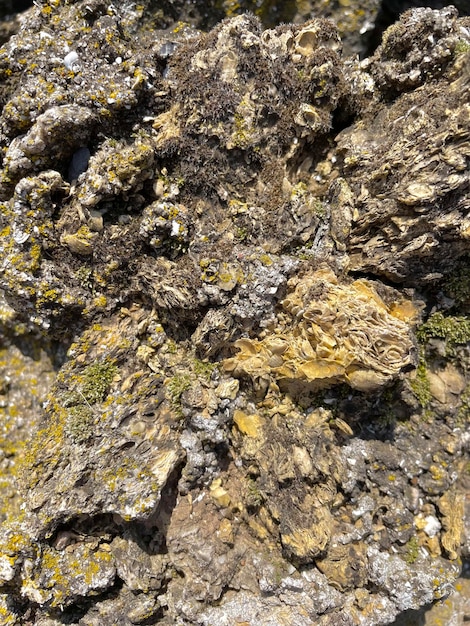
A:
[{"xmin": 0, "ymin": 1, "xmax": 469, "ymax": 625}]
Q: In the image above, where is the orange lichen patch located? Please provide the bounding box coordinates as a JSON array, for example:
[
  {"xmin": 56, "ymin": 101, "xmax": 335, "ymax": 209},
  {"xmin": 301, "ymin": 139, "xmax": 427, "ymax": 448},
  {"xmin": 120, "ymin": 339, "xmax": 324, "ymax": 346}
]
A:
[{"xmin": 224, "ymin": 268, "xmax": 416, "ymax": 393}]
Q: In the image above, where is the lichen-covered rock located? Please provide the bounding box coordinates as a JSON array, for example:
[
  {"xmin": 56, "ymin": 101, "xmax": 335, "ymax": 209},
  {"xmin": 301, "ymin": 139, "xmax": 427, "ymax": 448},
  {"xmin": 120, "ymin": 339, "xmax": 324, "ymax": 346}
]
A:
[
  {"xmin": 21, "ymin": 543, "xmax": 116, "ymax": 608},
  {"xmin": 0, "ymin": 105, "xmax": 97, "ymax": 196},
  {"xmin": 20, "ymin": 311, "xmax": 188, "ymax": 532},
  {"xmin": 0, "ymin": 2, "xmax": 468, "ymax": 626}
]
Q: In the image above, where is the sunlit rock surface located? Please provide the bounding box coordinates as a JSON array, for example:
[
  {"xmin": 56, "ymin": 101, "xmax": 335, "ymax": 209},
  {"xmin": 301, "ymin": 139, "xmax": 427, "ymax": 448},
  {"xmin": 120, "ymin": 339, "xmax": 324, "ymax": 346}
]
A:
[{"xmin": 0, "ymin": 1, "xmax": 469, "ymax": 625}]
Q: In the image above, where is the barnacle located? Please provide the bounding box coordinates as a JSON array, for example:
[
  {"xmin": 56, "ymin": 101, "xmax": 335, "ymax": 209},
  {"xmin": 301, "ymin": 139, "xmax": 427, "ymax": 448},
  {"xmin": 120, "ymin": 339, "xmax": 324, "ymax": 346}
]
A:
[
  {"xmin": 63, "ymin": 51, "xmax": 80, "ymax": 72},
  {"xmin": 139, "ymin": 201, "xmax": 190, "ymax": 256},
  {"xmin": 224, "ymin": 268, "xmax": 417, "ymax": 392}
]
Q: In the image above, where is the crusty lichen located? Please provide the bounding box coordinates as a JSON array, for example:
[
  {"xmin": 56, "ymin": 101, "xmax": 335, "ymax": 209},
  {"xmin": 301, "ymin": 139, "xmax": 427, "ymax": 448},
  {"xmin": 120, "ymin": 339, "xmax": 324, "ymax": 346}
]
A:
[
  {"xmin": 403, "ymin": 535, "xmax": 420, "ymax": 564},
  {"xmin": 21, "ymin": 543, "xmax": 115, "ymax": 608}
]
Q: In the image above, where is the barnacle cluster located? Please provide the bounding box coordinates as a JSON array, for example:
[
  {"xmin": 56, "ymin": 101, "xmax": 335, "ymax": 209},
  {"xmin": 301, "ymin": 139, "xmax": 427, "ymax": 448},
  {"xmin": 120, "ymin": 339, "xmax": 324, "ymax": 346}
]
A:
[{"xmin": 225, "ymin": 268, "xmax": 417, "ymax": 392}]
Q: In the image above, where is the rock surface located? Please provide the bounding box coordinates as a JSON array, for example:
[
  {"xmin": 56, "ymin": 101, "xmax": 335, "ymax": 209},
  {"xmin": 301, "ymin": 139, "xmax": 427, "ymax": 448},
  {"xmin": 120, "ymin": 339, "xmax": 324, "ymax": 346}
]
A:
[{"xmin": 0, "ymin": 1, "xmax": 469, "ymax": 625}]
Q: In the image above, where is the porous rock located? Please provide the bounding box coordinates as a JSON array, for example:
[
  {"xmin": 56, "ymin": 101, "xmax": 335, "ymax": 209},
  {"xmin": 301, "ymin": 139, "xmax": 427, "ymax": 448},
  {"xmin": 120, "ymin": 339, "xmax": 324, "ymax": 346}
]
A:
[{"xmin": 0, "ymin": 2, "xmax": 469, "ymax": 626}]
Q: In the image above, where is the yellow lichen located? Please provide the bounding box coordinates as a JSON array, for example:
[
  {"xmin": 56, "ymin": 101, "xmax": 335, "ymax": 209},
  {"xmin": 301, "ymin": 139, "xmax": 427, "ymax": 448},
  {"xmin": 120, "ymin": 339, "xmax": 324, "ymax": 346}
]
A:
[{"xmin": 22, "ymin": 544, "xmax": 115, "ymax": 608}]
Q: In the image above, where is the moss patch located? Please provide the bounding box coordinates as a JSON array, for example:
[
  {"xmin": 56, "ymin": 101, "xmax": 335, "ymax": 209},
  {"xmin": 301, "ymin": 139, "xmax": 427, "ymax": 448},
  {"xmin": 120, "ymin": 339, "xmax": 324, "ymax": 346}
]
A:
[
  {"xmin": 417, "ymin": 312, "xmax": 470, "ymax": 347},
  {"xmin": 410, "ymin": 353, "xmax": 432, "ymax": 409}
]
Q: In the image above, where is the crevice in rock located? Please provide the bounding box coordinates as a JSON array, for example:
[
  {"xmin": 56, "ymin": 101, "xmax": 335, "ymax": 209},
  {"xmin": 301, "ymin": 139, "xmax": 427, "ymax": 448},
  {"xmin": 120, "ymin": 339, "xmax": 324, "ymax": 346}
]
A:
[{"xmin": 55, "ymin": 577, "xmax": 125, "ymax": 625}]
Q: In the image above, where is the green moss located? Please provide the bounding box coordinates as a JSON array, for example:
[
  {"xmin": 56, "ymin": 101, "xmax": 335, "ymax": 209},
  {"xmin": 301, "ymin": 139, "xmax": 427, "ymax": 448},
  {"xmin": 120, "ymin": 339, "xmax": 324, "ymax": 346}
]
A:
[
  {"xmin": 193, "ymin": 358, "xmax": 217, "ymax": 381},
  {"xmin": 166, "ymin": 339, "xmax": 178, "ymax": 354},
  {"xmin": 235, "ymin": 226, "xmax": 248, "ymax": 241},
  {"xmin": 454, "ymin": 40, "xmax": 470, "ymax": 55},
  {"xmin": 50, "ymin": 359, "xmax": 119, "ymax": 445},
  {"xmin": 246, "ymin": 477, "xmax": 263, "ymax": 508},
  {"xmin": 74, "ymin": 266, "xmax": 93, "ymax": 290},
  {"xmin": 446, "ymin": 263, "xmax": 470, "ymax": 306},
  {"xmin": 410, "ymin": 353, "xmax": 432, "ymax": 409},
  {"xmin": 166, "ymin": 374, "xmax": 192, "ymax": 409},
  {"xmin": 417, "ymin": 312, "xmax": 470, "ymax": 345},
  {"xmin": 311, "ymin": 198, "xmax": 326, "ymax": 217},
  {"xmin": 416, "ymin": 313, "xmax": 470, "ymax": 360},
  {"xmin": 404, "ymin": 536, "xmax": 420, "ymax": 564}
]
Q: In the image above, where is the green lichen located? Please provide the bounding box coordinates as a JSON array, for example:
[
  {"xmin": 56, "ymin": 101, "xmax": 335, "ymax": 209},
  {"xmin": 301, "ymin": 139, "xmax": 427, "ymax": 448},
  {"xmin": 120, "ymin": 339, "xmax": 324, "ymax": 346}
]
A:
[{"xmin": 65, "ymin": 405, "xmax": 94, "ymax": 443}]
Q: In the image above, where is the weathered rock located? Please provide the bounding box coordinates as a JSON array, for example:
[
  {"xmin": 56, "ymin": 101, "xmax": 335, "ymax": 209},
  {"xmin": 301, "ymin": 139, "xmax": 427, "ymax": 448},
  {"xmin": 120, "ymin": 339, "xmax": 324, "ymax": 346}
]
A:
[
  {"xmin": 337, "ymin": 7, "xmax": 470, "ymax": 283},
  {"xmin": 0, "ymin": 2, "xmax": 468, "ymax": 626}
]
